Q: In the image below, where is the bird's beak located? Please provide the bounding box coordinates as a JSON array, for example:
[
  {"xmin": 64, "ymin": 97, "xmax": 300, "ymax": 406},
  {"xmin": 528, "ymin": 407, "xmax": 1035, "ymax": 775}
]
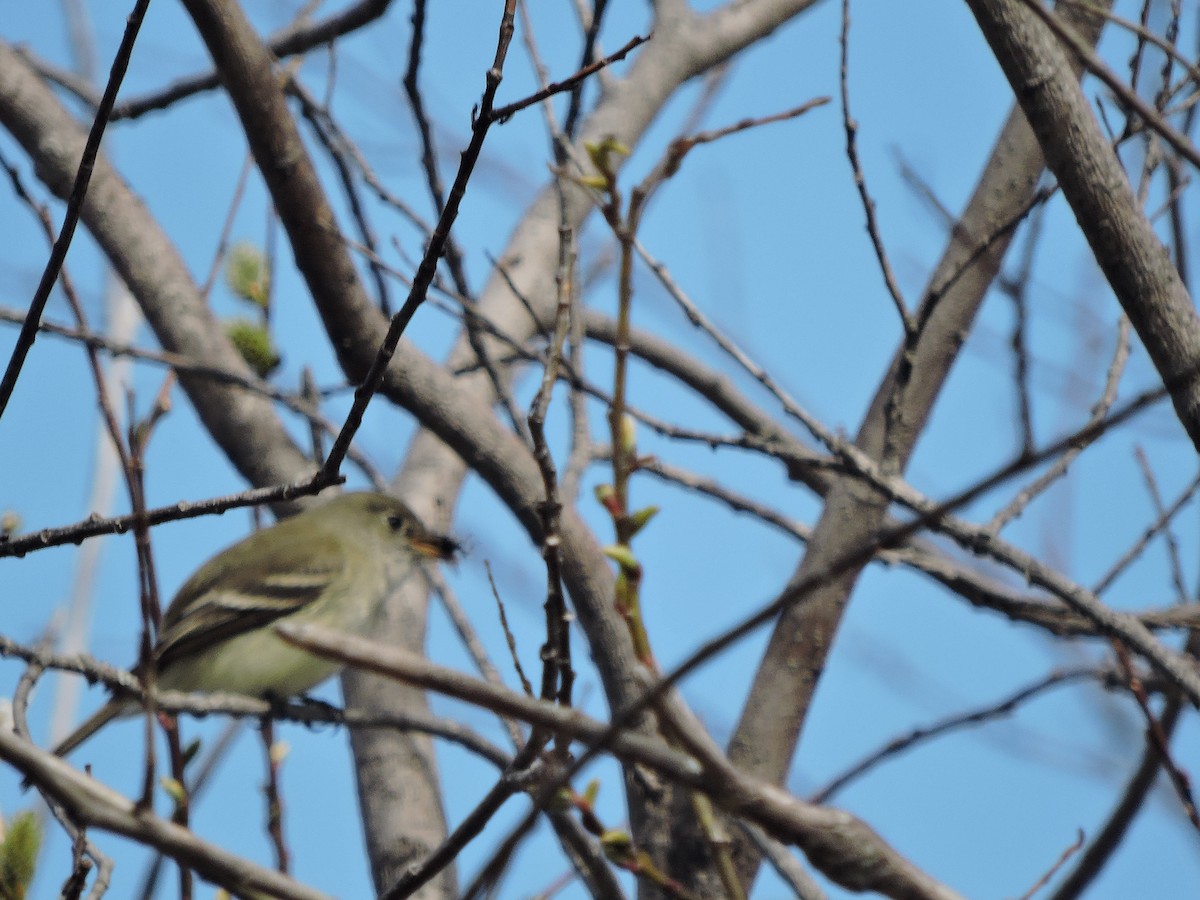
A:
[{"xmin": 410, "ymin": 532, "xmax": 460, "ymax": 561}]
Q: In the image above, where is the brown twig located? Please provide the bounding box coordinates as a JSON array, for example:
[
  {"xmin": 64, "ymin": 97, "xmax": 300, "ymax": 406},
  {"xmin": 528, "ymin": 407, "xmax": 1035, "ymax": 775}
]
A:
[
  {"xmin": 1091, "ymin": 466, "xmax": 1200, "ymax": 596},
  {"xmin": 429, "ymin": 569, "xmax": 526, "ymax": 748},
  {"xmin": 0, "ymin": 477, "xmax": 342, "ymax": 559},
  {"xmin": 810, "ymin": 668, "xmax": 1098, "ymax": 804},
  {"xmin": 987, "ymin": 317, "xmax": 1130, "ymax": 531},
  {"xmin": 124, "ymin": 379, "xmax": 172, "ymax": 840},
  {"xmin": 76, "ymin": 0, "xmax": 394, "ymax": 120},
  {"xmin": 527, "ymin": 183, "xmax": 578, "ymax": 715},
  {"xmin": 0, "ymin": 304, "xmax": 385, "ymax": 488},
  {"xmin": 278, "ymin": 622, "xmax": 963, "ymax": 900},
  {"xmin": 1133, "ymin": 446, "xmax": 1191, "ymax": 601},
  {"xmin": 1020, "ymin": 0, "xmax": 1200, "ymax": 170},
  {"xmin": 483, "ymin": 562, "xmax": 534, "ymax": 698},
  {"xmin": 0, "ymin": 0, "xmax": 153, "ymax": 418},
  {"xmin": 384, "ymin": 768, "xmax": 532, "ymax": 899},
  {"xmin": 199, "ymin": 155, "xmax": 255, "ymax": 298},
  {"xmin": 839, "ymin": 0, "xmax": 911, "ymax": 337},
  {"xmin": 1015, "ymin": 830, "xmax": 1085, "ymax": 900},
  {"xmin": 259, "ymin": 719, "xmax": 291, "ymax": 873},
  {"xmin": 320, "ymin": 0, "xmax": 520, "ymax": 478},
  {"xmin": 288, "ymin": 79, "xmax": 394, "ymax": 316},
  {"xmin": 0, "ymin": 727, "xmax": 327, "ymax": 899},
  {"xmin": 1111, "ymin": 642, "xmax": 1199, "ymax": 829},
  {"xmin": 490, "ymin": 33, "xmax": 650, "ymax": 124},
  {"xmin": 562, "ymin": 0, "xmax": 612, "ymax": 139}
]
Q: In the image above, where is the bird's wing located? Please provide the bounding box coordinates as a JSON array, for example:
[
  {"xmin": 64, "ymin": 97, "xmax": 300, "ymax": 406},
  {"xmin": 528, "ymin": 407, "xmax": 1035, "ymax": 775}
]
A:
[{"xmin": 155, "ymin": 535, "xmax": 348, "ymax": 671}]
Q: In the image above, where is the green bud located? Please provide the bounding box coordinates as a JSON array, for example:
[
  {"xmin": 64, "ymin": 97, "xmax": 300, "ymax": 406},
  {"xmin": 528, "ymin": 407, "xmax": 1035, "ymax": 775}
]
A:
[
  {"xmin": 585, "ymin": 137, "xmax": 631, "ymax": 170},
  {"xmin": 628, "ymin": 505, "xmax": 659, "ymax": 536},
  {"xmin": 269, "ymin": 740, "xmax": 291, "ymax": 766},
  {"xmin": 603, "ymin": 544, "xmax": 638, "ymax": 571},
  {"xmin": 599, "ymin": 828, "xmax": 632, "ymax": 858},
  {"xmin": 159, "ymin": 776, "xmax": 188, "ymax": 805},
  {"xmin": 582, "ymin": 778, "xmax": 601, "ymax": 807},
  {"xmin": 225, "ymin": 319, "xmax": 281, "ymax": 378},
  {"xmin": 619, "ymin": 414, "xmax": 637, "ymax": 455},
  {"xmin": 0, "ymin": 810, "xmax": 41, "ymax": 899},
  {"xmin": 0, "ymin": 511, "xmax": 20, "ymax": 540},
  {"xmin": 594, "ymin": 484, "xmax": 621, "ymax": 518},
  {"xmin": 225, "ymin": 241, "xmax": 270, "ymax": 309}
]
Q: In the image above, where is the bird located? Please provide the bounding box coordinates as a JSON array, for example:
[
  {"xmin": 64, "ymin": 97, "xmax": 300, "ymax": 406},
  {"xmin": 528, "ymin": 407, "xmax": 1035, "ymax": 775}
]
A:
[{"xmin": 51, "ymin": 491, "xmax": 457, "ymax": 759}]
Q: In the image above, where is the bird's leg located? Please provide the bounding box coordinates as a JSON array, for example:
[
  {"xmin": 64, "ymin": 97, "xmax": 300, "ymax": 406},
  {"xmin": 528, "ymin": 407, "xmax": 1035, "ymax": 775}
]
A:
[{"xmin": 294, "ymin": 693, "xmax": 344, "ymax": 728}]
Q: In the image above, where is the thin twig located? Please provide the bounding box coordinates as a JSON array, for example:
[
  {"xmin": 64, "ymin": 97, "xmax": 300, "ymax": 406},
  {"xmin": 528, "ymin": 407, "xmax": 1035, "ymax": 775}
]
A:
[
  {"xmin": 1091, "ymin": 466, "xmax": 1200, "ymax": 596},
  {"xmin": 483, "ymin": 562, "xmax": 534, "ymax": 698},
  {"xmin": 1111, "ymin": 642, "xmax": 1199, "ymax": 829},
  {"xmin": 259, "ymin": 720, "xmax": 291, "ymax": 873},
  {"xmin": 430, "ymin": 570, "xmax": 526, "ymax": 747},
  {"xmin": 320, "ymin": 0, "xmax": 520, "ymax": 478},
  {"xmin": 810, "ymin": 668, "xmax": 1097, "ymax": 803},
  {"xmin": 490, "ymin": 33, "xmax": 650, "ymax": 124},
  {"xmin": 1133, "ymin": 446, "xmax": 1190, "ymax": 601},
  {"xmin": 0, "ymin": 479, "xmax": 342, "ymax": 560},
  {"xmin": 987, "ymin": 317, "xmax": 1130, "ymax": 532},
  {"xmin": 1015, "ymin": 830, "xmax": 1085, "ymax": 900},
  {"xmin": 0, "ymin": 0, "xmax": 153, "ymax": 418},
  {"xmin": 839, "ymin": 0, "xmax": 911, "ymax": 336},
  {"xmin": 1022, "ymin": 0, "xmax": 1200, "ymax": 169}
]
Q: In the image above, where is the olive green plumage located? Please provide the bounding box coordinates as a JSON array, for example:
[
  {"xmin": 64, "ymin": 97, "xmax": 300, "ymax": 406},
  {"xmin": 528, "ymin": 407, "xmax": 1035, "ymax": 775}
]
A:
[{"xmin": 53, "ymin": 492, "xmax": 456, "ymax": 759}]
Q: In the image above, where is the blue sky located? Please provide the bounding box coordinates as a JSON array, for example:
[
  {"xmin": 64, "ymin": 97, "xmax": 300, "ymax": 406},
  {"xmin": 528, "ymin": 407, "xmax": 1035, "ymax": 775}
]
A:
[{"xmin": 2, "ymin": 1, "xmax": 1198, "ymax": 897}]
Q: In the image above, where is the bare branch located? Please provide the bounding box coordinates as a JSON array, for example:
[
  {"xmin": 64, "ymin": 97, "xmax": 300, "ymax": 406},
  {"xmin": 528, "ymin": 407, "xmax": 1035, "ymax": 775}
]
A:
[
  {"xmin": 2, "ymin": 730, "xmax": 329, "ymax": 900},
  {"xmin": 279, "ymin": 622, "xmax": 964, "ymax": 900}
]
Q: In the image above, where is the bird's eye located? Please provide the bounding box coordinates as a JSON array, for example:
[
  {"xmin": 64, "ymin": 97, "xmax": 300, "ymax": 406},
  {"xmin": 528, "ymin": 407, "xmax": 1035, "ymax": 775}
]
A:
[{"xmin": 387, "ymin": 515, "xmax": 406, "ymax": 533}]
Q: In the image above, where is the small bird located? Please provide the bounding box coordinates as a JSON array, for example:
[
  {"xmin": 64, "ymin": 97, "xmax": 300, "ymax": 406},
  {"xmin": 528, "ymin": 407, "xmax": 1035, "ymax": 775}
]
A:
[{"xmin": 52, "ymin": 492, "xmax": 457, "ymax": 759}]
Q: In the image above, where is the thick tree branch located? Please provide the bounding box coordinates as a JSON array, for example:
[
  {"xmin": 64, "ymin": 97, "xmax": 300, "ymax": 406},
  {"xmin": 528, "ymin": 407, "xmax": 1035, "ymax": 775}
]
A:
[
  {"xmin": 280, "ymin": 622, "xmax": 965, "ymax": 900},
  {"xmin": 0, "ymin": 40, "xmax": 316, "ymax": 499},
  {"xmin": 2, "ymin": 730, "xmax": 327, "ymax": 900},
  {"xmin": 965, "ymin": 0, "xmax": 1200, "ymax": 447},
  {"xmin": 727, "ymin": 0, "xmax": 1111, "ymax": 828}
]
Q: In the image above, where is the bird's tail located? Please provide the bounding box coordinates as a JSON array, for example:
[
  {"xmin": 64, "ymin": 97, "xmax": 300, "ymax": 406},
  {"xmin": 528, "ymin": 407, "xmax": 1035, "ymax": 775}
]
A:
[{"xmin": 51, "ymin": 701, "xmax": 124, "ymax": 759}]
